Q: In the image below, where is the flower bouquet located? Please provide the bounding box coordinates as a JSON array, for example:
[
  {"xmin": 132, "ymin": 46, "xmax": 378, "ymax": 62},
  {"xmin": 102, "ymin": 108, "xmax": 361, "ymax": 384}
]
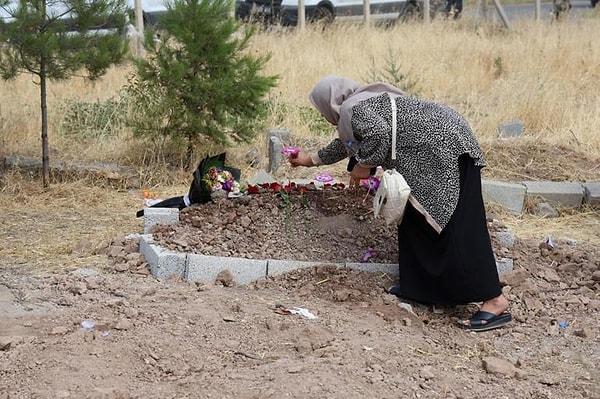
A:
[
  {"xmin": 136, "ymin": 152, "xmax": 242, "ymax": 217},
  {"xmin": 203, "ymin": 166, "xmax": 242, "ymax": 198},
  {"xmin": 189, "ymin": 153, "xmax": 242, "ymax": 203}
]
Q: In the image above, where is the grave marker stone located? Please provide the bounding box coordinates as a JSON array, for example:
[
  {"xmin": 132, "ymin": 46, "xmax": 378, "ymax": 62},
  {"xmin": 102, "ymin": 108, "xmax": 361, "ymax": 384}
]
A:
[
  {"xmin": 498, "ymin": 120, "xmax": 523, "ymax": 138},
  {"xmin": 267, "ymin": 128, "xmax": 291, "ymax": 173}
]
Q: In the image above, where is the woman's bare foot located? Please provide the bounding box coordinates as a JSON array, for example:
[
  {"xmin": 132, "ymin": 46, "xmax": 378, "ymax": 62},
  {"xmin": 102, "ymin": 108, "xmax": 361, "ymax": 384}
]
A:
[{"xmin": 479, "ymin": 293, "xmax": 510, "ymax": 316}]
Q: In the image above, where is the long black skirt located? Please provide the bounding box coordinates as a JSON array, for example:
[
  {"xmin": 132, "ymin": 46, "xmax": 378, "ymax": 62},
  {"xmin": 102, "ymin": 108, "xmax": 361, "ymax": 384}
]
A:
[{"xmin": 397, "ymin": 155, "xmax": 502, "ymax": 306}]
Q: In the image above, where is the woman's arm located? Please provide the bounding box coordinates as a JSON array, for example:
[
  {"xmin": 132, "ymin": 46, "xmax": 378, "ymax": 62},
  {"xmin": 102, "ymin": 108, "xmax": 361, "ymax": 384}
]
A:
[
  {"xmin": 290, "ymin": 138, "xmax": 348, "ymax": 167},
  {"xmin": 351, "ymin": 94, "xmax": 394, "ymax": 169}
]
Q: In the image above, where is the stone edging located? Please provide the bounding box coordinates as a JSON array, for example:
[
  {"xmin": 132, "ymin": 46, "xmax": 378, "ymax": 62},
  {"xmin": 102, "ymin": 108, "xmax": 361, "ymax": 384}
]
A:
[
  {"xmin": 138, "ymin": 232, "xmax": 401, "ymax": 283},
  {"xmin": 482, "ymin": 179, "xmax": 600, "ymax": 216},
  {"xmin": 138, "ymin": 174, "xmax": 597, "ymax": 284},
  {"xmin": 139, "ymin": 207, "xmax": 515, "ymax": 284}
]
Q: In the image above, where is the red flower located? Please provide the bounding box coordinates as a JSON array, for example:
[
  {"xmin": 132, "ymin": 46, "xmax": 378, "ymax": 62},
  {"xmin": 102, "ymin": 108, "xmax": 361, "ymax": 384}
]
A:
[{"xmin": 247, "ymin": 185, "xmax": 260, "ymax": 194}]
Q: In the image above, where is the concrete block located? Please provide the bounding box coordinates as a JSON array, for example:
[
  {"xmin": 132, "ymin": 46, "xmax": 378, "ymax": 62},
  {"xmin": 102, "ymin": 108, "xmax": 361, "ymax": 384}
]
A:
[
  {"xmin": 583, "ymin": 182, "xmax": 600, "ymax": 206},
  {"xmin": 143, "ymin": 207, "xmax": 180, "ymax": 234},
  {"xmin": 522, "ymin": 181, "xmax": 584, "ymax": 208},
  {"xmin": 186, "ymin": 254, "xmax": 267, "ymax": 285},
  {"xmin": 4, "ymin": 155, "xmax": 140, "ymax": 188},
  {"xmin": 267, "ymin": 128, "xmax": 291, "ymax": 144},
  {"xmin": 496, "ymin": 258, "xmax": 514, "ymax": 275},
  {"xmin": 267, "ymin": 259, "xmax": 341, "ymax": 277},
  {"xmin": 494, "ymin": 229, "xmax": 515, "ymax": 248},
  {"xmin": 497, "ymin": 121, "xmax": 523, "ymax": 138},
  {"xmin": 139, "ymin": 234, "xmax": 186, "ymax": 281},
  {"xmin": 245, "ymin": 169, "xmax": 276, "ymax": 186},
  {"xmin": 4, "ymin": 155, "xmax": 49, "ymax": 169},
  {"xmin": 481, "ymin": 180, "xmax": 526, "ymax": 215},
  {"xmin": 268, "ymin": 136, "xmax": 283, "ymax": 173},
  {"xmin": 345, "ymin": 262, "xmax": 398, "ymax": 276}
]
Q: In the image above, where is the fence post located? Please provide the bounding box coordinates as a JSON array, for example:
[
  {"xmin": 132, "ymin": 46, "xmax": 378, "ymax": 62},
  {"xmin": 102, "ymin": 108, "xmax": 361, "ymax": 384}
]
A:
[
  {"xmin": 134, "ymin": 0, "xmax": 145, "ymax": 58},
  {"xmin": 423, "ymin": 0, "xmax": 430, "ymax": 24},
  {"xmin": 229, "ymin": 0, "xmax": 235, "ymax": 18},
  {"xmin": 363, "ymin": 0, "xmax": 371, "ymax": 26},
  {"xmin": 298, "ymin": 0, "xmax": 306, "ymax": 29},
  {"xmin": 480, "ymin": 0, "xmax": 489, "ymax": 21},
  {"xmin": 492, "ymin": 0, "xmax": 511, "ymax": 29}
]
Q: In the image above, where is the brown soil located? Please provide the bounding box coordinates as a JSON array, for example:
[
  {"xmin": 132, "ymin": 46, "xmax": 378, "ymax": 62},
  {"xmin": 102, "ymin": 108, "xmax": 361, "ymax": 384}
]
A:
[
  {"xmin": 152, "ymin": 189, "xmax": 399, "ymax": 264},
  {"xmin": 1, "ymin": 142, "xmax": 600, "ymax": 399}
]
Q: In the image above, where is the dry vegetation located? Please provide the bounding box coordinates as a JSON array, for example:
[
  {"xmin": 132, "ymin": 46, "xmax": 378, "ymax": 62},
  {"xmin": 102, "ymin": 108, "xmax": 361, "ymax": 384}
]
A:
[
  {"xmin": 1, "ymin": 12, "xmax": 600, "ymax": 399},
  {"xmin": 1, "ymin": 12, "xmax": 600, "ymax": 270},
  {"xmin": 1, "ymin": 11, "xmax": 600, "ymax": 164}
]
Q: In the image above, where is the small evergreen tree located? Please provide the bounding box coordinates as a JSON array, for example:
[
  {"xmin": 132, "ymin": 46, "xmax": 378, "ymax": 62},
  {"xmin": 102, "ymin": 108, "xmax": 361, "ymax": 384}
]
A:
[
  {"xmin": 0, "ymin": 0, "xmax": 130, "ymax": 187},
  {"xmin": 126, "ymin": 0, "xmax": 278, "ymax": 166}
]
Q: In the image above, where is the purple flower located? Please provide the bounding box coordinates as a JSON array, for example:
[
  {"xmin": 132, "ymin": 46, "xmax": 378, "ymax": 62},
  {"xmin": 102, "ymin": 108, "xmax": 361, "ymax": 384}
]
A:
[
  {"xmin": 204, "ymin": 167, "xmax": 239, "ymax": 194},
  {"xmin": 363, "ymin": 176, "xmax": 380, "ymax": 192},
  {"xmin": 315, "ymin": 173, "xmax": 334, "ymax": 183},
  {"xmin": 360, "ymin": 249, "xmax": 376, "ymax": 263},
  {"xmin": 222, "ymin": 180, "xmax": 233, "ymax": 192}
]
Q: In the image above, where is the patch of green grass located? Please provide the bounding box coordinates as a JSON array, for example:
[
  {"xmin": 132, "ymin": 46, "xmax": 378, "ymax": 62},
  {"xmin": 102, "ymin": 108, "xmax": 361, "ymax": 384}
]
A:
[{"xmin": 58, "ymin": 95, "xmax": 129, "ymax": 139}]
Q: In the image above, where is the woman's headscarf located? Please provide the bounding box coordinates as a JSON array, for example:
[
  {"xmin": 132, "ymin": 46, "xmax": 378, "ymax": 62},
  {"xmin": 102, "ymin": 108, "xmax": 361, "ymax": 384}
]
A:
[
  {"xmin": 308, "ymin": 75, "xmax": 406, "ymax": 146},
  {"xmin": 308, "ymin": 76, "xmax": 361, "ymax": 125}
]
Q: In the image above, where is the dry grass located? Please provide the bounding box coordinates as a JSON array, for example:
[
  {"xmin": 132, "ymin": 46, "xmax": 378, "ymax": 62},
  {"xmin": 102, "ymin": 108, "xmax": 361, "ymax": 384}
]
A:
[
  {"xmin": 499, "ymin": 209, "xmax": 600, "ymax": 245},
  {"xmin": 1, "ymin": 14, "xmax": 599, "ymax": 164},
  {"xmin": 251, "ymin": 16, "xmax": 600, "ymax": 157},
  {"xmin": 1, "ymin": 14, "xmax": 600, "ymax": 272}
]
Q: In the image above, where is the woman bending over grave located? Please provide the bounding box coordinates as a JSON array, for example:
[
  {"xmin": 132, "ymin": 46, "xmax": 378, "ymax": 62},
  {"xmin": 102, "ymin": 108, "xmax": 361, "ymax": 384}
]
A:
[{"xmin": 288, "ymin": 75, "xmax": 512, "ymax": 332}]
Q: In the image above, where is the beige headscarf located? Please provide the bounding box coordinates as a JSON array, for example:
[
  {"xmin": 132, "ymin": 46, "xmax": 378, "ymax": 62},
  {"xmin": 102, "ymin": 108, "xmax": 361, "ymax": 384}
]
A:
[
  {"xmin": 308, "ymin": 76, "xmax": 362, "ymax": 125},
  {"xmin": 308, "ymin": 75, "xmax": 406, "ymax": 148}
]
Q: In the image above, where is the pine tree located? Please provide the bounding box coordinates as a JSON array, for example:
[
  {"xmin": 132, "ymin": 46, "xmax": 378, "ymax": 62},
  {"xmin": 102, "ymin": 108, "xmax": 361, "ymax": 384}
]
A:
[
  {"xmin": 127, "ymin": 0, "xmax": 278, "ymax": 166},
  {"xmin": 0, "ymin": 0, "xmax": 130, "ymax": 187}
]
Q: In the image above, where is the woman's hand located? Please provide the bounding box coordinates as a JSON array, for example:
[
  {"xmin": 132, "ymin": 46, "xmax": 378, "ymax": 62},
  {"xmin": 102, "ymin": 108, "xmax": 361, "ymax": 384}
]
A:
[
  {"xmin": 289, "ymin": 151, "xmax": 314, "ymax": 167},
  {"xmin": 349, "ymin": 164, "xmax": 372, "ymax": 180},
  {"xmin": 349, "ymin": 175, "xmax": 361, "ymax": 189},
  {"xmin": 348, "ymin": 164, "xmax": 372, "ymax": 189}
]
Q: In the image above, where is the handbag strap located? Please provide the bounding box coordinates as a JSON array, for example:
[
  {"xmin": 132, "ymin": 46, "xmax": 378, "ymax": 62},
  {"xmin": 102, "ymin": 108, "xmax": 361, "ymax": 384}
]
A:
[{"xmin": 390, "ymin": 94, "xmax": 397, "ymax": 161}]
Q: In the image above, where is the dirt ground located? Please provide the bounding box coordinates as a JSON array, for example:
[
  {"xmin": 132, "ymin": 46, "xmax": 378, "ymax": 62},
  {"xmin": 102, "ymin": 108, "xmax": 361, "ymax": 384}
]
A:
[
  {"xmin": 152, "ymin": 188, "xmax": 400, "ymax": 264},
  {"xmin": 1, "ymin": 141, "xmax": 600, "ymax": 399}
]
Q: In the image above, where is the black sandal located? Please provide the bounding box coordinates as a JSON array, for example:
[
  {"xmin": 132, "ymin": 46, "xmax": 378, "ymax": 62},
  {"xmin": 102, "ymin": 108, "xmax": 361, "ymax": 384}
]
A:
[
  {"xmin": 456, "ymin": 310, "xmax": 512, "ymax": 332},
  {"xmin": 385, "ymin": 284, "xmax": 402, "ymax": 297}
]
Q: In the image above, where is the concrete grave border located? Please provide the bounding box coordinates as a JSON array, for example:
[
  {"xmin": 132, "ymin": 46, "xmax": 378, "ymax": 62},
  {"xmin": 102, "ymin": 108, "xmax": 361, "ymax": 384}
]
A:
[
  {"xmin": 139, "ymin": 174, "xmax": 600, "ymax": 284},
  {"xmin": 139, "ymin": 228, "xmax": 515, "ymax": 284},
  {"xmin": 139, "ymin": 232, "xmax": 400, "ymax": 284}
]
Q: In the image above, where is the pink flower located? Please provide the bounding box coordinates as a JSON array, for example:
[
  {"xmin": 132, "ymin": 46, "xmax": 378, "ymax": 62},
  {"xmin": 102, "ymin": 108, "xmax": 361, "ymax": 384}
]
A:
[{"xmin": 282, "ymin": 147, "xmax": 300, "ymax": 159}]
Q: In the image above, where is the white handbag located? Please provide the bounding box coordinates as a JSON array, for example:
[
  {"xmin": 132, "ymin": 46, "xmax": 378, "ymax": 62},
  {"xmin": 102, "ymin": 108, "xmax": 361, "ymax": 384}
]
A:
[{"xmin": 373, "ymin": 95, "xmax": 411, "ymax": 225}]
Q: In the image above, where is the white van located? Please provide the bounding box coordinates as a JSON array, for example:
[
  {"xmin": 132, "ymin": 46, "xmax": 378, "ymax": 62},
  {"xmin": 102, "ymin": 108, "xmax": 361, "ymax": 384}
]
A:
[
  {"xmin": 0, "ymin": 0, "xmax": 169, "ymax": 33},
  {"xmin": 235, "ymin": 0, "xmax": 409, "ymax": 26}
]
